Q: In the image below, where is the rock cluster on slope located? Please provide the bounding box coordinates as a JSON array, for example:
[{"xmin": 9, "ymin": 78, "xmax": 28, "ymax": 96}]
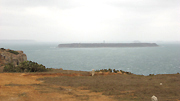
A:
[{"xmin": 0, "ymin": 48, "xmax": 27, "ymax": 67}]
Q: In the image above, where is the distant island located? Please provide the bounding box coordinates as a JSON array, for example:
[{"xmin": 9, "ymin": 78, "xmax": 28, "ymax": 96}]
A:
[{"xmin": 58, "ymin": 43, "xmax": 158, "ymax": 48}]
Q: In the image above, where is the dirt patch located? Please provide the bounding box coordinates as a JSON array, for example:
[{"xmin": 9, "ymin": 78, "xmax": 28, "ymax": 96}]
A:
[
  {"xmin": 22, "ymin": 73, "xmax": 85, "ymax": 77},
  {"xmin": 0, "ymin": 73, "xmax": 115, "ymax": 101}
]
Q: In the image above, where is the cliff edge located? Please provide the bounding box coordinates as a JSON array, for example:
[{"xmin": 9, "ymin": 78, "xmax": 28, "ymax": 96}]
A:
[{"xmin": 0, "ymin": 48, "xmax": 27, "ymax": 70}]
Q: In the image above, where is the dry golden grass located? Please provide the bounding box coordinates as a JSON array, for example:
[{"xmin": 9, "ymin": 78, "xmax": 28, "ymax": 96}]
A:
[
  {"xmin": 38, "ymin": 73, "xmax": 180, "ymax": 101},
  {"xmin": 1, "ymin": 68, "xmax": 180, "ymax": 101}
]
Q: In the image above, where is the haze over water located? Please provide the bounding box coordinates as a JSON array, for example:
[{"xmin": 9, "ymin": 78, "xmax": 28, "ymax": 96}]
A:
[{"xmin": 1, "ymin": 42, "xmax": 180, "ymax": 75}]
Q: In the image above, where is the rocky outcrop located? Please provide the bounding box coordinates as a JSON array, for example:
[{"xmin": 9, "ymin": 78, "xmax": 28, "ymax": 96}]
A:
[{"xmin": 0, "ymin": 48, "xmax": 27, "ymax": 66}]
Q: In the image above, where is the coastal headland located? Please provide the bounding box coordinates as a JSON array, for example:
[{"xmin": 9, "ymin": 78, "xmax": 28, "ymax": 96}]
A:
[
  {"xmin": 1, "ymin": 48, "xmax": 180, "ymax": 101},
  {"xmin": 58, "ymin": 43, "xmax": 158, "ymax": 48}
]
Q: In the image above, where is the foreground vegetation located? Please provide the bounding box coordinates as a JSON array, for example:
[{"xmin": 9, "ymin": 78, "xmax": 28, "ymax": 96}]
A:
[
  {"xmin": 1, "ymin": 66, "xmax": 180, "ymax": 100},
  {"xmin": 7, "ymin": 49, "xmax": 19, "ymax": 55},
  {"xmin": 3, "ymin": 61, "xmax": 48, "ymax": 72},
  {"xmin": 0, "ymin": 48, "xmax": 19, "ymax": 55},
  {"xmin": 95, "ymin": 68, "xmax": 133, "ymax": 74},
  {"xmin": 38, "ymin": 73, "xmax": 180, "ymax": 101}
]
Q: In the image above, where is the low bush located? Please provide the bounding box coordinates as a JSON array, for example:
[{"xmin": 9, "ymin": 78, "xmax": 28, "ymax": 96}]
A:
[
  {"xmin": 95, "ymin": 68, "xmax": 133, "ymax": 74},
  {"xmin": 149, "ymin": 74, "xmax": 154, "ymax": 76},
  {"xmin": 0, "ymin": 48, "xmax": 6, "ymax": 50},
  {"xmin": 95, "ymin": 70, "xmax": 100, "ymax": 72},
  {"xmin": 8, "ymin": 49, "xmax": 19, "ymax": 55},
  {"xmin": 108, "ymin": 68, "xmax": 112, "ymax": 72},
  {"xmin": 3, "ymin": 63, "xmax": 17, "ymax": 72},
  {"xmin": 102, "ymin": 69, "xmax": 108, "ymax": 72},
  {"xmin": 3, "ymin": 61, "xmax": 47, "ymax": 72},
  {"xmin": 113, "ymin": 69, "xmax": 119, "ymax": 73}
]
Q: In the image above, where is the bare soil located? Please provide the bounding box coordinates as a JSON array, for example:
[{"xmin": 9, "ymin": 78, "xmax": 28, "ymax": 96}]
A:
[{"xmin": 1, "ymin": 69, "xmax": 180, "ymax": 101}]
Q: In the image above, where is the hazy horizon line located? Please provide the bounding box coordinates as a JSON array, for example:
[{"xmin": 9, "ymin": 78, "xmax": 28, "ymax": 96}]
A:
[{"xmin": 0, "ymin": 39, "xmax": 180, "ymax": 43}]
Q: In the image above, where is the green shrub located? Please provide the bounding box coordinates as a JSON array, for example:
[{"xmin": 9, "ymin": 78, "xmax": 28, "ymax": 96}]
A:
[
  {"xmin": 95, "ymin": 70, "xmax": 100, "ymax": 72},
  {"xmin": 120, "ymin": 70, "xmax": 125, "ymax": 73},
  {"xmin": 8, "ymin": 49, "xmax": 19, "ymax": 55},
  {"xmin": 149, "ymin": 74, "xmax": 154, "ymax": 76},
  {"xmin": 0, "ymin": 48, "xmax": 5, "ymax": 50},
  {"xmin": 18, "ymin": 61, "xmax": 47, "ymax": 72},
  {"xmin": 113, "ymin": 69, "xmax": 119, "ymax": 73},
  {"xmin": 103, "ymin": 69, "xmax": 108, "ymax": 72},
  {"xmin": 108, "ymin": 68, "xmax": 112, "ymax": 72},
  {"xmin": 3, "ymin": 63, "xmax": 17, "ymax": 72},
  {"xmin": 3, "ymin": 61, "xmax": 47, "ymax": 72},
  {"xmin": 95, "ymin": 68, "xmax": 133, "ymax": 74}
]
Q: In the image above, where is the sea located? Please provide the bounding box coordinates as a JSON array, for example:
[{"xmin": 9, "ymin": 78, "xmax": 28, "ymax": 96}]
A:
[{"xmin": 0, "ymin": 42, "xmax": 180, "ymax": 75}]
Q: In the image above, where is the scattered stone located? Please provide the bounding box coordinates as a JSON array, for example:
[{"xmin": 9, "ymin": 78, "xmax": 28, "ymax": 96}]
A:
[
  {"xmin": 151, "ymin": 95, "xmax": 158, "ymax": 101},
  {"xmin": 99, "ymin": 71, "xmax": 103, "ymax": 74},
  {"xmin": 117, "ymin": 71, "xmax": 122, "ymax": 74},
  {"xmin": 92, "ymin": 69, "xmax": 95, "ymax": 76}
]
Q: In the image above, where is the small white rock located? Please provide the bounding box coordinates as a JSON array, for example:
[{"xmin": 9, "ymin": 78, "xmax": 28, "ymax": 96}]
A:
[
  {"xmin": 92, "ymin": 69, "xmax": 95, "ymax": 76},
  {"xmin": 160, "ymin": 83, "xmax": 162, "ymax": 85},
  {"xmin": 151, "ymin": 95, "xmax": 158, "ymax": 101}
]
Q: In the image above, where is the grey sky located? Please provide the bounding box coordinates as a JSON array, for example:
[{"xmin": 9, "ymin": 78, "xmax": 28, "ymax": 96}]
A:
[{"xmin": 1, "ymin": 0, "xmax": 180, "ymax": 42}]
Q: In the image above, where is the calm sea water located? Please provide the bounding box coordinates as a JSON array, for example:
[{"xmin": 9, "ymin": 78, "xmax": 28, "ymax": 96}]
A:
[{"xmin": 1, "ymin": 42, "xmax": 180, "ymax": 75}]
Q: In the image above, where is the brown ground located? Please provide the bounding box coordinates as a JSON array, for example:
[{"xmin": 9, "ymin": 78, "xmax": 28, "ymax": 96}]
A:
[
  {"xmin": 0, "ymin": 72, "xmax": 114, "ymax": 101},
  {"xmin": 0, "ymin": 69, "xmax": 180, "ymax": 101}
]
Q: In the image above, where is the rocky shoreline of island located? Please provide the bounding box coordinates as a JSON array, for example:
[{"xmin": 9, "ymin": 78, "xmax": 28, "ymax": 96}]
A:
[{"xmin": 58, "ymin": 43, "xmax": 159, "ymax": 48}]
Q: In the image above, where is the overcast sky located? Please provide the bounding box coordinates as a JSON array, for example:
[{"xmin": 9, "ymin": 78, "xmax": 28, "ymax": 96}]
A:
[{"xmin": 0, "ymin": 0, "xmax": 180, "ymax": 42}]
